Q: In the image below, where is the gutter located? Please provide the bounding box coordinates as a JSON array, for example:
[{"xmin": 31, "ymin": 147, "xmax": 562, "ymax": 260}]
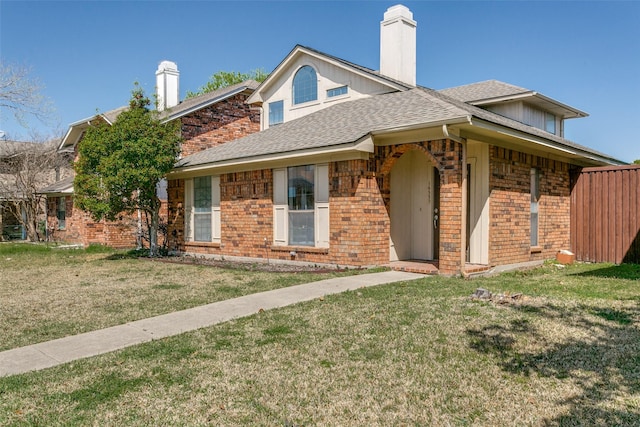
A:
[
  {"xmin": 465, "ymin": 118, "xmax": 625, "ymax": 166},
  {"xmin": 168, "ymin": 136, "xmax": 375, "ymax": 178}
]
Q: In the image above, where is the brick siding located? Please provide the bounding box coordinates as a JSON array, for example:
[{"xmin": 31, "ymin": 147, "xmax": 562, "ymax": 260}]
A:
[
  {"xmin": 46, "ymin": 195, "xmax": 169, "ymax": 249},
  {"xmin": 169, "ymin": 140, "xmax": 572, "ymax": 276},
  {"xmin": 180, "ymin": 93, "xmax": 260, "ymax": 157},
  {"xmin": 488, "ymin": 147, "xmax": 571, "ymax": 265}
]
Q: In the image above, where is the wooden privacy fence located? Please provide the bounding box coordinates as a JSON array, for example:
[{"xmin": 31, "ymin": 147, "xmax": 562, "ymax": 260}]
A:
[{"xmin": 571, "ymin": 164, "xmax": 640, "ymax": 264}]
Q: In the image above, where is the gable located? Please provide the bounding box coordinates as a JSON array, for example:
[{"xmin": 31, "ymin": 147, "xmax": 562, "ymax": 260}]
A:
[{"xmin": 248, "ymin": 46, "xmax": 410, "ymax": 129}]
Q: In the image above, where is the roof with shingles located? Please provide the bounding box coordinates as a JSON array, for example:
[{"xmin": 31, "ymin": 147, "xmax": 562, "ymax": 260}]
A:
[
  {"xmin": 439, "ymin": 80, "xmax": 531, "ymax": 103},
  {"xmin": 176, "ymin": 88, "xmax": 469, "ymax": 168},
  {"xmin": 38, "ymin": 175, "xmax": 74, "ymax": 194},
  {"xmin": 176, "ymin": 85, "xmax": 620, "ymax": 168}
]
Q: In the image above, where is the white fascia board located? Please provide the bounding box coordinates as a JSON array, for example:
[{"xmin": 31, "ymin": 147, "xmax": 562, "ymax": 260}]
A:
[
  {"xmin": 469, "ymin": 92, "xmax": 534, "ymax": 106},
  {"xmin": 58, "ymin": 109, "xmax": 117, "ymax": 151},
  {"xmin": 468, "ymin": 118, "xmax": 625, "ymax": 166},
  {"xmin": 472, "ymin": 92, "xmax": 588, "ymax": 118},
  {"xmin": 168, "ymin": 136, "xmax": 374, "ymax": 179},
  {"xmin": 371, "ymin": 117, "xmax": 472, "ymax": 138},
  {"xmin": 58, "ymin": 126, "xmax": 76, "ymax": 151}
]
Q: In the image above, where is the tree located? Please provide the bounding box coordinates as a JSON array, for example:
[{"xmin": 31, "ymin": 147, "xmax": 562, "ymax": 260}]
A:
[
  {"xmin": 74, "ymin": 85, "xmax": 182, "ymax": 256},
  {"xmin": 0, "ymin": 61, "xmax": 56, "ymax": 129},
  {"xmin": 0, "ymin": 137, "xmax": 70, "ymax": 241},
  {"xmin": 185, "ymin": 69, "xmax": 268, "ymax": 99},
  {"xmin": 633, "ymin": 159, "xmax": 640, "ymax": 165}
]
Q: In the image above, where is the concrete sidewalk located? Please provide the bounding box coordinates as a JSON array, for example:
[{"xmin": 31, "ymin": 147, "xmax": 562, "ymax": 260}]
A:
[{"xmin": 0, "ymin": 270, "xmax": 425, "ymax": 377}]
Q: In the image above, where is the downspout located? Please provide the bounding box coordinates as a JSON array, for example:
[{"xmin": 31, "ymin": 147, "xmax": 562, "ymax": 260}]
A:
[{"xmin": 443, "ymin": 124, "xmax": 468, "ymax": 278}]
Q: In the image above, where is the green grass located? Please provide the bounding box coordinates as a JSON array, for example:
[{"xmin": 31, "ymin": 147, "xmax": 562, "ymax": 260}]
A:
[
  {"xmin": 0, "ymin": 243, "xmax": 367, "ymax": 351},
  {"xmin": 1, "ymin": 257, "xmax": 639, "ymax": 425}
]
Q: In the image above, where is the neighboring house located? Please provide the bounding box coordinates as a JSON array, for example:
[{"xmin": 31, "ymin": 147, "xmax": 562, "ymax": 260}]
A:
[
  {"xmin": 1, "ymin": 140, "xmax": 69, "ymax": 241},
  {"xmin": 0, "ymin": 141, "xmax": 28, "ymax": 240},
  {"xmin": 166, "ymin": 4, "xmax": 624, "ymax": 276},
  {"xmin": 40, "ymin": 61, "xmax": 260, "ymax": 248}
]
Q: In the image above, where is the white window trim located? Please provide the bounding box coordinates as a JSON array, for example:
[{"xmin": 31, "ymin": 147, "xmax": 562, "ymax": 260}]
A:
[
  {"xmin": 273, "ymin": 164, "xmax": 329, "ymax": 248},
  {"xmin": 184, "ymin": 176, "xmax": 221, "ymax": 243}
]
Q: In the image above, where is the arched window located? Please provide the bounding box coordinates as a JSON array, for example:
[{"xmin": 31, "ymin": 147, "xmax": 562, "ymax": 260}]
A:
[{"xmin": 292, "ymin": 66, "xmax": 317, "ymax": 105}]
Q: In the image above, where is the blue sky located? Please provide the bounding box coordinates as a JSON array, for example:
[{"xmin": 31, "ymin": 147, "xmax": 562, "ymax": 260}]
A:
[{"xmin": 1, "ymin": 0, "xmax": 639, "ymax": 162}]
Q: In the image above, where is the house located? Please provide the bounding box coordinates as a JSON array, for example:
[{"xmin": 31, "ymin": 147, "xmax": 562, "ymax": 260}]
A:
[
  {"xmin": 166, "ymin": 4, "xmax": 624, "ymax": 276},
  {"xmin": 1, "ymin": 140, "xmax": 69, "ymax": 241},
  {"xmin": 40, "ymin": 61, "xmax": 260, "ymax": 248}
]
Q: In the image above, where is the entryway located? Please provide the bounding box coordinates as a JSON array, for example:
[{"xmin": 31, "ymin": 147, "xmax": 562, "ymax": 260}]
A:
[{"xmin": 389, "ymin": 149, "xmax": 439, "ymax": 262}]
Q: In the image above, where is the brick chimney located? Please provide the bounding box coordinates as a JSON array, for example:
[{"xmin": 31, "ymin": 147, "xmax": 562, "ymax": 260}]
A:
[
  {"xmin": 380, "ymin": 4, "xmax": 417, "ymax": 86},
  {"xmin": 156, "ymin": 60, "xmax": 179, "ymax": 111}
]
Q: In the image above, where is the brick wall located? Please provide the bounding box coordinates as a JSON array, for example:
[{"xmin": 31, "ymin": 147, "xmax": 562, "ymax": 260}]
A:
[
  {"xmin": 327, "ymin": 160, "xmax": 389, "ymax": 266},
  {"xmin": 180, "ymin": 93, "xmax": 260, "ymax": 157},
  {"xmin": 46, "ymin": 195, "xmax": 168, "ymax": 249},
  {"xmin": 171, "ymin": 163, "xmax": 391, "ymax": 266},
  {"xmin": 169, "ymin": 140, "xmax": 570, "ymax": 275},
  {"xmin": 489, "ymin": 147, "xmax": 571, "ymax": 265}
]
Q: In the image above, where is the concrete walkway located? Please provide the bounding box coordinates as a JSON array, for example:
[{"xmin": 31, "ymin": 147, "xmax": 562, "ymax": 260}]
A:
[{"xmin": 0, "ymin": 270, "xmax": 425, "ymax": 377}]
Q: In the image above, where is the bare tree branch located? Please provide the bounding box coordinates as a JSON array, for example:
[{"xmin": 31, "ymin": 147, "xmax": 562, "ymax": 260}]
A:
[{"xmin": 0, "ymin": 61, "xmax": 57, "ymax": 129}]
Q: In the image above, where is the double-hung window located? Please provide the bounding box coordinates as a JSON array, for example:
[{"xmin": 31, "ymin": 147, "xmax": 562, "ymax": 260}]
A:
[
  {"xmin": 57, "ymin": 197, "xmax": 66, "ymax": 230},
  {"xmin": 184, "ymin": 176, "xmax": 221, "ymax": 243},
  {"xmin": 273, "ymin": 164, "xmax": 329, "ymax": 248}
]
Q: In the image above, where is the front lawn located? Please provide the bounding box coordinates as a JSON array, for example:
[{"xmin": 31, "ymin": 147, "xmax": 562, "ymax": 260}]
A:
[
  {"xmin": 1, "ymin": 258, "xmax": 639, "ymax": 426},
  {"xmin": 0, "ymin": 243, "xmax": 366, "ymax": 351}
]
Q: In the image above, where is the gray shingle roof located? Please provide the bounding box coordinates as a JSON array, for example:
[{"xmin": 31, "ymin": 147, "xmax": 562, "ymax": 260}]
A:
[
  {"xmin": 176, "ymin": 84, "xmax": 621, "ymax": 169},
  {"xmin": 424, "ymin": 86, "xmax": 613, "ymax": 160},
  {"xmin": 39, "ymin": 175, "xmax": 74, "ymax": 194},
  {"xmin": 176, "ymin": 89, "xmax": 470, "ymax": 168},
  {"xmin": 102, "ymin": 106, "xmax": 129, "ymax": 124},
  {"xmin": 439, "ymin": 80, "xmax": 531, "ymax": 103}
]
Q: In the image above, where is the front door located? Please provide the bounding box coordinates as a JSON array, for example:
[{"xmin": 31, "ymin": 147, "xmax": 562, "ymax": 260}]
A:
[{"xmin": 390, "ymin": 150, "xmax": 435, "ymax": 261}]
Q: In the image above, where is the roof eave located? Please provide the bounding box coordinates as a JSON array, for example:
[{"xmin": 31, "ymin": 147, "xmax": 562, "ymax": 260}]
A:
[
  {"xmin": 170, "ymin": 136, "xmax": 375, "ymax": 178},
  {"xmin": 461, "ymin": 118, "xmax": 624, "ymax": 167},
  {"xmin": 471, "ymin": 92, "xmax": 588, "ymax": 119}
]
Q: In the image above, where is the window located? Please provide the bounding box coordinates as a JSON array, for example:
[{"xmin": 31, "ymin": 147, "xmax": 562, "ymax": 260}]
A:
[
  {"xmin": 269, "ymin": 100, "xmax": 284, "ymax": 126},
  {"xmin": 288, "ymin": 165, "xmax": 315, "ymax": 246},
  {"xmin": 57, "ymin": 197, "xmax": 66, "ymax": 230},
  {"xmin": 530, "ymin": 168, "xmax": 540, "ymax": 247},
  {"xmin": 292, "ymin": 66, "xmax": 317, "ymax": 105},
  {"xmin": 545, "ymin": 112, "xmax": 556, "ymax": 134},
  {"xmin": 184, "ymin": 176, "xmax": 221, "ymax": 243},
  {"xmin": 327, "ymin": 85, "xmax": 348, "ymax": 98},
  {"xmin": 273, "ymin": 164, "xmax": 329, "ymax": 248},
  {"xmin": 193, "ymin": 176, "xmax": 212, "ymax": 241}
]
